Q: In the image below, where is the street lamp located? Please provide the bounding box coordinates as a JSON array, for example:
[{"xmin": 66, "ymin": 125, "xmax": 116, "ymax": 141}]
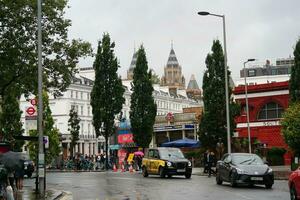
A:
[
  {"xmin": 243, "ymin": 59, "xmax": 256, "ymax": 154},
  {"xmin": 197, "ymin": 11, "xmax": 231, "ymax": 153}
]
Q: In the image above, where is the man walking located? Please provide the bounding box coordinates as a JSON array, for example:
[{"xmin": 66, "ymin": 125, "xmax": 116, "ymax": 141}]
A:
[{"xmin": 207, "ymin": 151, "xmax": 214, "ymax": 177}]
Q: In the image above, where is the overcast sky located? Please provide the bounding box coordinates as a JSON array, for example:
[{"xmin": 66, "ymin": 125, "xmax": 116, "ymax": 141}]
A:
[{"xmin": 65, "ymin": 0, "xmax": 300, "ymax": 87}]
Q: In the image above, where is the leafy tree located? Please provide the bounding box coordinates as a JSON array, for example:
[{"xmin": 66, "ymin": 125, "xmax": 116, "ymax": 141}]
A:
[
  {"xmin": 198, "ymin": 40, "xmax": 238, "ymax": 151},
  {"xmin": 289, "ymin": 38, "xmax": 300, "ymax": 102},
  {"xmin": 0, "ymin": 0, "xmax": 92, "ymax": 99},
  {"xmin": 149, "ymin": 69, "xmax": 160, "ymax": 84},
  {"xmin": 281, "ymin": 102, "xmax": 300, "ymax": 154},
  {"xmin": 130, "ymin": 46, "xmax": 157, "ymax": 149},
  {"xmin": 91, "ymin": 33, "xmax": 125, "ymax": 170},
  {"xmin": 28, "ymin": 91, "xmax": 60, "ymax": 165},
  {"xmin": 0, "ymin": 87, "xmax": 24, "ymax": 151},
  {"xmin": 68, "ymin": 107, "xmax": 80, "ymax": 158}
]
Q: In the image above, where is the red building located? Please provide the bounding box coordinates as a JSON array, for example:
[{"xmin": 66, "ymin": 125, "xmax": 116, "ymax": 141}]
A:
[{"xmin": 233, "ymin": 81, "xmax": 291, "ymax": 164}]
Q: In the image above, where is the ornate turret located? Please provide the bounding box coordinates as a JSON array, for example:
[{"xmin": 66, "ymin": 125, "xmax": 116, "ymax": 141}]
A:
[
  {"xmin": 186, "ymin": 74, "xmax": 201, "ymax": 100},
  {"xmin": 127, "ymin": 49, "xmax": 137, "ymax": 80},
  {"xmin": 160, "ymin": 43, "xmax": 186, "ymax": 91}
]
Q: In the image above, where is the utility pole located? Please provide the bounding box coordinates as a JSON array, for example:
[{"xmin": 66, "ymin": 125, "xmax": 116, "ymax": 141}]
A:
[{"xmin": 37, "ymin": 0, "xmax": 45, "ymax": 195}]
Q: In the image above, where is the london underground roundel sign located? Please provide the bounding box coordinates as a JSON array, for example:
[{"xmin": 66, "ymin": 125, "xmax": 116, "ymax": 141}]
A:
[{"xmin": 26, "ymin": 107, "xmax": 36, "ymax": 116}]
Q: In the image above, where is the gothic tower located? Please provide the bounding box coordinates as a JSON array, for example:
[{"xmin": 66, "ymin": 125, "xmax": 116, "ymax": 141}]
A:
[{"xmin": 160, "ymin": 44, "xmax": 185, "ymax": 91}]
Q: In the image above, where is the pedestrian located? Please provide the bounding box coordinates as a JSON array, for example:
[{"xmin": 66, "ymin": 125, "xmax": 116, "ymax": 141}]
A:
[
  {"xmin": 7, "ymin": 171, "xmax": 15, "ymax": 191},
  {"xmin": 207, "ymin": 151, "xmax": 215, "ymax": 177},
  {"xmin": 203, "ymin": 150, "xmax": 209, "ymax": 174}
]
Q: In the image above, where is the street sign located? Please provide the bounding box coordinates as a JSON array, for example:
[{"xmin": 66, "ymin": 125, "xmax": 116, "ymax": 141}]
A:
[
  {"xmin": 30, "ymin": 98, "xmax": 37, "ymax": 106},
  {"xmin": 43, "ymin": 136, "xmax": 49, "ymax": 149},
  {"xmin": 26, "ymin": 107, "xmax": 36, "ymax": 116}
]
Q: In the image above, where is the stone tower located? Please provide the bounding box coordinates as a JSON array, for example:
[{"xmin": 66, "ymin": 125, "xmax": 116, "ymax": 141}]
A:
[{"xmin": 160, "ymin": 45, "xmax": 185, "ymax": 91}]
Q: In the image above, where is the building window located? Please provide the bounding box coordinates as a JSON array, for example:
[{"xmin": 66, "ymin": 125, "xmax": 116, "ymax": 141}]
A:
[
  {"xmin": 71, "ymin": 90, "xmax": 73, "ymax": 98},
  {"xmin": 87, "ymin": 106, "xmax": 90, "ymax": 116},
  {"xmin": 87, "ymin": 93, "xmax": 90, "ymax": 100},
  {"xmin": 257, "ymin": 102, "xmax": 284, "ymax": 120},
  {"xmin": 81, "ymin": 106, "xmax": 84, "ymax": 116},
  {"xmin": 88, "ymin": 123, "xmax": 90, "ymax": 134},
  {"xmin": 75, "ymin": 91, "xmax": 78, "ymax": 99},
  {"xmin": 81, "ymin": 92, "xmax": 83, "ymax": 99},
  {"xmin": 248, "ymin": 69, "xmax": 256, "ymax": 77},
  {"xmin": 71, "ymin": 105, "xmax": 75, "ymax": 110},
  {"xmin": 81, "ymin": 123, "xmax": 84, "ymax": 134}
]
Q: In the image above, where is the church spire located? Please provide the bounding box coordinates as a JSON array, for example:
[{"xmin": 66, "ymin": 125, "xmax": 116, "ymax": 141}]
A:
[{"xmin": 167, "ymin": 42, "xmax": 179, "ymax": 68}]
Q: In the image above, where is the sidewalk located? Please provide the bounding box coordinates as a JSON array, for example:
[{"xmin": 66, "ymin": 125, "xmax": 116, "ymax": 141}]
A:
[{"xmin": 192, "ymin": 165, "xmax": 291, "ymax": 180}]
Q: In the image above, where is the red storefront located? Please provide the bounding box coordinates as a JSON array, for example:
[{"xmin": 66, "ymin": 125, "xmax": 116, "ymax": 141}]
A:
[{"xmin": 233, "ymin": 81, "xmax": 291, "ymax": 164}]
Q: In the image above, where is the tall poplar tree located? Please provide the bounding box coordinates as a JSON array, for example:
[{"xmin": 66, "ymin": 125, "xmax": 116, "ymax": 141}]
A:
[
  {"xmin": 68, "ymin": 107, "xmax": 80, "ymax": 158},
  {"xmin": 130, "ymin": 46, "xmax": 157, "ymax": 149},
  {"xmin": 91, "ymin": 33, "xmax": 125, "ymax": 170},
  {"xmin": 289, "ymin": 38, "xmax": 300, "ymax": 102},
  {"xmin": 198, "ymin": 40, "xmax": 238, "ymax": 150}
]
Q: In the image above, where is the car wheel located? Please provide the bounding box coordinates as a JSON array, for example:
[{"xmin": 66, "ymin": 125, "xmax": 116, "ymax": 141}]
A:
[
  {"xmin": 265, "ymin": 183, "xmax": 273, "ymax": 189},
  {"xmin": 230, "ymin": 173, "xmax": 237, "ymax": 187},
  {"xmin": 167, "ymin": 174, "xmax": 172, "ymax": 178},
  {"xmin": 290, "ymin": 185, "xmax": 298, "ymax": 200},
  {"xmin": 216, "ymin": 172, "xmax": 223, "ymax": 185},
  {"xmin": 27, "ymin": 173, "xmax": 32, "ymax": 178},
  {"xmin": 142, "ymin": 167, "xmax": 148, "ymax": 177},
  {"xmin": 185, "ymin": 173, "xmax": 191, "ymax": 179},
  {"xmin": 159, "ymin": 167, "xmax": 165, "ymax": 178}
]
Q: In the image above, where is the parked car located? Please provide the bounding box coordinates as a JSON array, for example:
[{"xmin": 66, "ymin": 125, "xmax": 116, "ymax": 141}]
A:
[
  {"xmin": 289, "ymin": 167, "xmax": 300, "ymax": 200},
  {"xmin": 216, "ymin": 153, "xmax": 274, "ymax": 188},
  {"xmin": 142, "ymin": 147, "xmax": 192, "ymax": 178}
]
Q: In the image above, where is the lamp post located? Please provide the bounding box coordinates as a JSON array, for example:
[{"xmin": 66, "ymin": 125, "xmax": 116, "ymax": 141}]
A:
[
  {"xmin": 243, "ymin": 59, "xmax": 256, "ymax": 153},
  {"xmin": 198, "ymin": 11, "xmax": 231, "ymax": 153},
  {"xmin": 37, "ymin": 0, "xmax": 45, "ymax": 195}
]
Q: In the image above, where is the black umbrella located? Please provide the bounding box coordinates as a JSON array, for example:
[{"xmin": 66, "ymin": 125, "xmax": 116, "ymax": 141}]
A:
[{"xmin": 0, "ymin": 151, "xmax": 25, "ymax": 172}]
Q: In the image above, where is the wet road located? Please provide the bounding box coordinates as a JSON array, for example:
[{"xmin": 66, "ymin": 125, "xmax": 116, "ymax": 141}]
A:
[{"xmin": 25, "ymin": 172, "xmax": 290, "ymax": 200}]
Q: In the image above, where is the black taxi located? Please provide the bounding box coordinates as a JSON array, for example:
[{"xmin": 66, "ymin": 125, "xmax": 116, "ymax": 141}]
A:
[{"xmin": 142, "ymin": 147, "xmax": 192, "ymax": 178}]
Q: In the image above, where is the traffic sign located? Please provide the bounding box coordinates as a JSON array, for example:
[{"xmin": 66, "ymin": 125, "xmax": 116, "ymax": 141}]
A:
[
  {"xmin": 30, "ymin": 99, "xmax": 37, "ymax": 106},
  {"xmin": 26, "ymin": 107, "xmax": 36, "ymax": 116}
]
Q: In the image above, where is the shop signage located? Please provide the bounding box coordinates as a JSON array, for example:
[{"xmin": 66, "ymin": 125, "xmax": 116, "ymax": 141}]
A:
[{"xmin": 118, "ymin": 134, "xmax": 134, "ymax": 144}]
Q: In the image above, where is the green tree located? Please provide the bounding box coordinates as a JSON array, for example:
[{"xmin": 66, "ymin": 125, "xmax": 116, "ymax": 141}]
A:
[
  {"xmin": 149, "ymin": 69, "xmax": 160, "ymax": 84},
  {"xmin": 0, "ymin": 87, "xmax": 24, "ymax": 151},
  {"xmin": 281, "ymin": 102, "xmax": 300, "ymax": 154},
  {"xmin": 91, "ymin": 33, "xmax": 125, "ymax": 170},
  {"xmin": 68, "ymin": 107, "xmax": 80, "ymax": 158},
  {"xmin": 28, "ymin": 91, "xmax": 60, "ymax": 165},
  {"xmin": 130, "ymin": 46, "xmax": 157, "ymax": 149},
  {"xmin": 289, "ymin": 38, "xmax": 300, "ymax": 102},
  {"xmin": 0, "ymin": 0, "xmax": 92, "ymax": 99},
  {"xmin": 198, "ymin": 40, "xmax": 238, "ymax": 151}
]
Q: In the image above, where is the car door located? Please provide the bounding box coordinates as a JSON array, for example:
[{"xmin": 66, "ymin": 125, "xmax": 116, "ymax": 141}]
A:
[
  {"xmin": 152, "ymin": 150, "xmax": 160, "ymax": 174},
  {"xmin": 147, "ymin": 149, "xmax": 155, "ymax": 173}
]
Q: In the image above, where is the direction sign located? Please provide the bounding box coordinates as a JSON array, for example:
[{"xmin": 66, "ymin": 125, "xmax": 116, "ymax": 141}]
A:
[{"xmin": 26, "ymin": 107, "xmax": 36, "ymax": 116}]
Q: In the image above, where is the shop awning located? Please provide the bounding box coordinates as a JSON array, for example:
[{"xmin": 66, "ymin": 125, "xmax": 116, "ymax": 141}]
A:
[{"xmin": 161, "ymin": 138, "xmax": 200, "ymax": 148}]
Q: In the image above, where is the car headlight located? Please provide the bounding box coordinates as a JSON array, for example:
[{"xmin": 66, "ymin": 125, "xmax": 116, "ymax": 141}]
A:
[
  {"xmin": 235, "ymin": 168, "xmax": 245, "ymax": 174},
  {"xmin": 267, "ymin": 168, "xmax": 273, "ymax": 173},
  {"xmin": 166, "ymin": 161, "xmax": 172, "ymax": 167},
  {"xmin": 188, "ymin": 161, "xmax": 192, "ymax": 167}
]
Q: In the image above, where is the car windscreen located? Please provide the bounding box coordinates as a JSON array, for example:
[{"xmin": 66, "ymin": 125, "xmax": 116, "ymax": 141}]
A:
[
  {"xmin": 159, "ymin": 149, "xmax": 185, "ymax": 160},
  {"xmin": 232, "ymin": 154, "xmax": 264, "ymax": 165}
]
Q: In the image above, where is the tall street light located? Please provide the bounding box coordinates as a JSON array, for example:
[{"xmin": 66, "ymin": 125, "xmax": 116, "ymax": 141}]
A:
[
  {"xmin": 243, "ymin": 59, "xmax": 255, "ymax": 154},
  {"xmin": 198, "ymin": 11, "xmax": 231, "ymax": 153},
  {"xmin": 37, "ymin": 0, "xmax": 45, "ymax": 195}
]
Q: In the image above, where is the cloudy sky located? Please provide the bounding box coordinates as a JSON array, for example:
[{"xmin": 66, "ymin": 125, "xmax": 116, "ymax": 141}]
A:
[{"xmin": 65, "ymin": 0, "xmax": 300, "ymax": 86}]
